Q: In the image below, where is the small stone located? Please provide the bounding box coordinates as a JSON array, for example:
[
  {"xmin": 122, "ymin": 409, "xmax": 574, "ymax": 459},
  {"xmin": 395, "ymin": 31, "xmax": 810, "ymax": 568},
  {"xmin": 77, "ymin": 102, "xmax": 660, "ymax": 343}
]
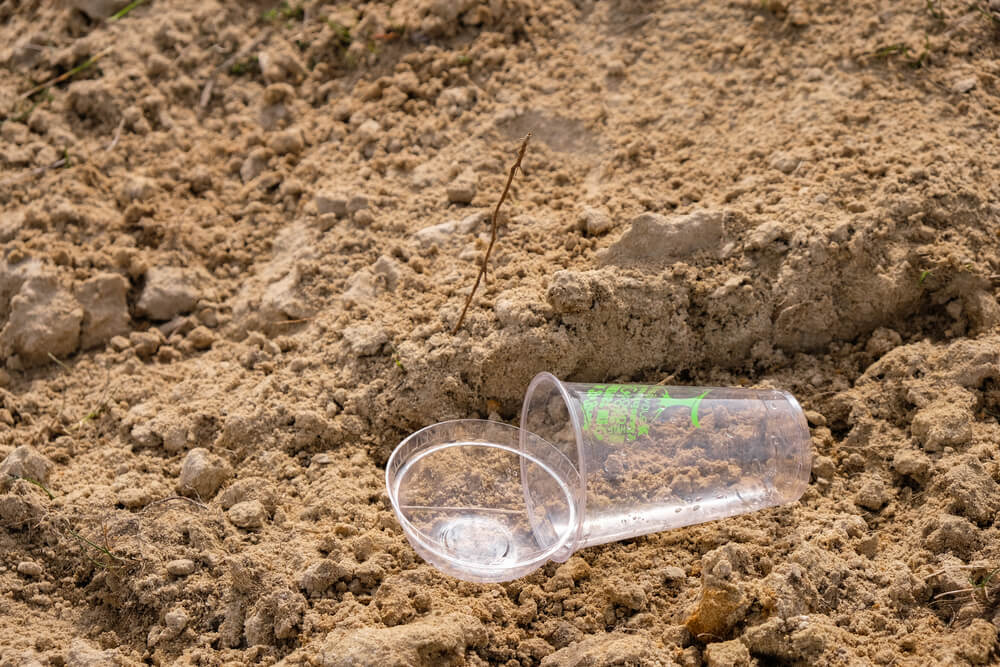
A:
[
  {"xmin": 746, "ymin": 220, "xmax": 787, "ymax": 250},
  {"xmin": 580, "ymin": 207, "xmax": 613, "ymax": 235},
  {"xmin": 803, "ymin": 410, "xmax": 826, "ymax": 427},
  {"xmin": 166, "ymin": 559, "xmax": 196, "ymax": 576},
  {"xmin": 129, "ymin": 329, "xmax": 163, "ymax": 359},
  {"xmin": 187, "ymin": 326, "xmax": 215, "ymax": 350},
  {"xmin": 413, "ymin": 212, "xmax": 484, "ymax": 247},
  {"xmin": 341, "ymin": 270, "xmax": 377, "ymax": 307},
  {"xmin": 269, "ymin": 127, "xmax": 305, "ymax": 154},
  {"xmin": 854, "ymin": 476, "xmax": 890, "ymax": 511},
  {"xmin": 356, "ymin": 119, "xmax": 381, "ymax": 143},
  {"xmin": 164, "ymin": 608, "xmax": 189, "ymax": 632},
  {"xmin": 662, "ymin": 566, "xmax": 686, "ymax": 583},
  {"xmin": 991, "ymin": 0, "xmax": 1000, "ymax": 11},
  {"xmin": 342, "ymin": 324, "xmax": 388, "ymax": 357},
  {"xmin": 240, "ymin": 149, "xmax": 269, "ymax": 183},
  {"xmin": 1, "ymin": 446, "xmax": 53, "ymax": 491},
  {"xmin": 177, "ymin": 448, "xmax": 232, "ymax": 500},
  {"xmin": 17, "ymin": 561, "xmax": 43, "ymax": 577},
  {"xmin": 446, "ymin": 171, "xmax": 477, "ymax": 204},
  {"xmin": 137, "ymin": 267, "xmax": 201, "ymax": 321},
  {"xmin": 315, "ymin": 191, "xmax": 348, "ymax": 217},
  {"xmin": 228, "ymin": 499, "xmax": 267, "ymax": 529},
  {"xmin": 188, "ymin": 166, "xmax": 213, "ymax": 194},
  {"xmin": 74, "ymin": 273, "xmax": 130, "ymax": 350},
  {"xmin": 0, "ymin": 275, "xmax": 82, "ymax": 367},
  {"xmin": 952, "ymin": 76, "xmax": 977, "ymax": 94},
  {"xmin": 769, "ymin": 152, "xmax": 800, "ymax": 174}
]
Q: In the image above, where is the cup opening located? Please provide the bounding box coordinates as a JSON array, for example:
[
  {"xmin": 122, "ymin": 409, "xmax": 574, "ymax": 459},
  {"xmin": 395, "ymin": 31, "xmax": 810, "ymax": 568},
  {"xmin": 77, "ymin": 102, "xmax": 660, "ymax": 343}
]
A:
[
  {"xmin": 386, "ymin": 419, "xmax": 581, "ymax": 583},
  {"xmin": 520, "ymin": 372, "xmax": 587, "ymax": 562}
]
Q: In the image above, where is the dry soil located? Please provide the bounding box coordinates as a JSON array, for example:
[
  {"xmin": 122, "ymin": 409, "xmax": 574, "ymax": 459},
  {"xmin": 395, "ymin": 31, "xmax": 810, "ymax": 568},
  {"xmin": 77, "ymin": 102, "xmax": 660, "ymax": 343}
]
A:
[{"xmin": 1, "ymin": 0, "xmax": 1000, "ymax": 665}]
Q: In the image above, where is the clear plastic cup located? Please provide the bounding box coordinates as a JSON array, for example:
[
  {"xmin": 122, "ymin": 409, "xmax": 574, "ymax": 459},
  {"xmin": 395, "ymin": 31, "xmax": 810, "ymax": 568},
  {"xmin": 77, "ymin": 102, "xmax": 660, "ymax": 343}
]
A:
[{"xmin": 386, "ymin": 373, "xmax": 811, "ymax": 583}]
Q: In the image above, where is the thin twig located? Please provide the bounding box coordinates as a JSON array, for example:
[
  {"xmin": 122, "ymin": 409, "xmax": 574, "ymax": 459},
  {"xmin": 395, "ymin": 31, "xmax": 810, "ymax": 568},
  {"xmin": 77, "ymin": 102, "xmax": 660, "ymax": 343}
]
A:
[
  {"xmin": 105, "ymin": 118, "xmax": 125, "ymax": 152},
  {"xmin": 451, "ymin": 133, "xmax": 530, "ymax": 334},
  {"xmin": 141, "ymin": 495, "xmax": 210, "ymax": 512},
  {"xmin": 19, "ymin": 47, "xmax": 113, "ymax": 100}
]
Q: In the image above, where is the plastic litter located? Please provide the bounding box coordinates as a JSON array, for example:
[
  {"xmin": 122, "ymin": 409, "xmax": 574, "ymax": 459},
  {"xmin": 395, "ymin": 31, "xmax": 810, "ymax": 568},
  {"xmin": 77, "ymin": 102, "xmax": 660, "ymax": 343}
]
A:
[{"xmin": 386, "ymin": 372, "xmax": 811, "ymax": 582}]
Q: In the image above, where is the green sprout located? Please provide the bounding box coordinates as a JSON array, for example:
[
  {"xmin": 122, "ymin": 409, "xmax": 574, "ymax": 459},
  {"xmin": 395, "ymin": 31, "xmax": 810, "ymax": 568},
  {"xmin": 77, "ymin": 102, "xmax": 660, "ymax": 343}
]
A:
[
  {"xmin": 263, "ymin": 2, "xmax": 303, "ymax": 23},
  {"xmin": 8, "ymin": 474, "xmax": 54, "ymax": 500},
  {"xmin": 919, "ymin": 269, "xmax": 933, "ymax": 284},
  {"xmin": 327, "ymin": 20, "xmax": 352, "ymax": 47},
  {"xmin": 107, "ymin": 0, "xmax": 147, "ymax": 21}
]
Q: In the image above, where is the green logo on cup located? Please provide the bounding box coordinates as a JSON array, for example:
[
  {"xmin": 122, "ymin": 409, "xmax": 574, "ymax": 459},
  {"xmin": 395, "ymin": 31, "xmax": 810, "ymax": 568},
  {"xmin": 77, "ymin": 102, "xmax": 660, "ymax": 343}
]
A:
[{"xmin": 580, "ymin": 385, "xmax": 710, "ymax": 444}]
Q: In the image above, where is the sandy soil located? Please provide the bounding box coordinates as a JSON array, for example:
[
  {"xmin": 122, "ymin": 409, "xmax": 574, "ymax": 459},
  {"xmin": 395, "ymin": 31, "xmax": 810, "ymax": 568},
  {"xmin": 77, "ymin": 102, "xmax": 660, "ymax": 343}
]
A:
[{"xmin": 2, "ymin": 0, "xmax": 1000, "ymax": 664}]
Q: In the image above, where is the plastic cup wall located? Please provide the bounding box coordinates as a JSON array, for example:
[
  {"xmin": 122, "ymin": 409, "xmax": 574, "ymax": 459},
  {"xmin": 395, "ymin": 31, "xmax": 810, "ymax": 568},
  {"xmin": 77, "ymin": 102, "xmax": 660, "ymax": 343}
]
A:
[{"xmin": 521, "ymin": 373, "xmax": 812, "ymax": 554}]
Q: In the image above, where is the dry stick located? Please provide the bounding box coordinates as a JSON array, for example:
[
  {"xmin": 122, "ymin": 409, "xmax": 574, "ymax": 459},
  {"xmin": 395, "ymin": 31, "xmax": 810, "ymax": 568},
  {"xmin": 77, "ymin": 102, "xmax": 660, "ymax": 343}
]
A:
[
  {"xmin": 451, "ymin": 133, "xmax": 530, "ymax": 334},
  {"xmin": 19, "ymin": 47, "xmax": 113, "ymax": 100}
]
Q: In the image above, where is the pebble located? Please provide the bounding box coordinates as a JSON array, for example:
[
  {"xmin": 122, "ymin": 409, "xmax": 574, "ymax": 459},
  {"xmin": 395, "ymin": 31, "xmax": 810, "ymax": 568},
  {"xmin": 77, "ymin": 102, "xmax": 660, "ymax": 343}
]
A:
[
  {"xmin": 17, "ymin": 561, "xmax": 43, "ymax": 578},
  {"xmin": 341, "ymin": 270, "xmax": 377, "ymax": 307},
  {"xmin": 187, "ymin": 326, "xmax": 216, "ymax": 350},
  {"xmin": 177, "ymin": 448, "xmax": 232, "ymax": 499},
  {"xmin": 228, "ymin": 500, "xmax": 267, "ymax": 529},
  {"xmin": 952, "ymin": 76, "xmax": 977, "ymax": 94},
  {"xmin": 413, "ymin": 212, "xmax": 484, "ymax": 247},
  {"xmin": 0, "ymin": 275, "xmax": 82, "ymax": 367},
  {"xmin": 136, "ymin": 267, "xmax": 200, "ymax": 321},
  {"xmin": 74, "ymin": 273, "xmax": 130, "ymax": 350},
  {"xmin": 166, "ymin": 559, "xmax": 196, "ymax": 576},
  {"xmin": 240, "ymin": 149, "xmax": 270, "ymax": 184},
  {"xmin": 992, "ymin": 0, "xmax": 1000, "ymax": 10},
  {"xmin": 164, "ymin": 608, "xmax": 189, "ymax": 632},
  {"xmin": 446, "ymin": 171, "xmax": 477, "ymax": 204},
  {"xmin": 129, "ymin": 329, "xmax": 163, "ymax": 359},
  {"xmin": 269, "ymin": 127, "xmax": 305, "ymax": 154},
  {"xmin": 580, "ymin": 206, "xmax": 613, "ymax": 236},
  {"xmin": 356, "ymin": 119, "xmax": 381, "ymax": 143},
  {"xmin": 315, "ymin": 191, "xmax": 348, "ymax": 217},
  {"xmin": 769, "ymin": 152, "xmax": 800, "ymax": 174}
]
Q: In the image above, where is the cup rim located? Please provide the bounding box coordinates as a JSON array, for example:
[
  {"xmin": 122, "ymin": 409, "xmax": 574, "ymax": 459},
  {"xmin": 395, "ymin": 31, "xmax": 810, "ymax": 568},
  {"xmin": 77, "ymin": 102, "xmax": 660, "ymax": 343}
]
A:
[
  {"xmin": 520, "ymin": 372, "xmax": 588, "ymax": 560},
  {"xmin": 385, "ymin": 419, "xmax": 581, "ymax": 582}
]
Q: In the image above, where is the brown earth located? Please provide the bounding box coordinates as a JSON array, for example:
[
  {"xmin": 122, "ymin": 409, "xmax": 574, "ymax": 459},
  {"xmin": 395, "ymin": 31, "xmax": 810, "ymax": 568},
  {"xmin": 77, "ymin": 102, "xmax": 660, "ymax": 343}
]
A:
[{"xmin": 2, "ymin": 0, "xmax": 1000, "ymax": 664}]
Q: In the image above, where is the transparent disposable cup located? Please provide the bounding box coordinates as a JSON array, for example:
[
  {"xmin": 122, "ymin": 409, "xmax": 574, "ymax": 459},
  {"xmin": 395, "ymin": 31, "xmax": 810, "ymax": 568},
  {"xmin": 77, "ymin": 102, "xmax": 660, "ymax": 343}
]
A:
[{"xmin": 386, "ymin": 373, "xmax": 811, "ymax": 583}]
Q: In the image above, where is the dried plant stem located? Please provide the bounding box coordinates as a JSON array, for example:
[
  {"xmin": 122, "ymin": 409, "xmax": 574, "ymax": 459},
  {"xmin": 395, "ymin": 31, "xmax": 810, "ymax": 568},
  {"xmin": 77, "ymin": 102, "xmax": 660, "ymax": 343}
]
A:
[
  {"xmin": 451, "ymin": 133, "xmax": 530, "ymax": 334},
  {"xmin": 19, "ymin": 47, "xmax": 113, "ymax": 100}
]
